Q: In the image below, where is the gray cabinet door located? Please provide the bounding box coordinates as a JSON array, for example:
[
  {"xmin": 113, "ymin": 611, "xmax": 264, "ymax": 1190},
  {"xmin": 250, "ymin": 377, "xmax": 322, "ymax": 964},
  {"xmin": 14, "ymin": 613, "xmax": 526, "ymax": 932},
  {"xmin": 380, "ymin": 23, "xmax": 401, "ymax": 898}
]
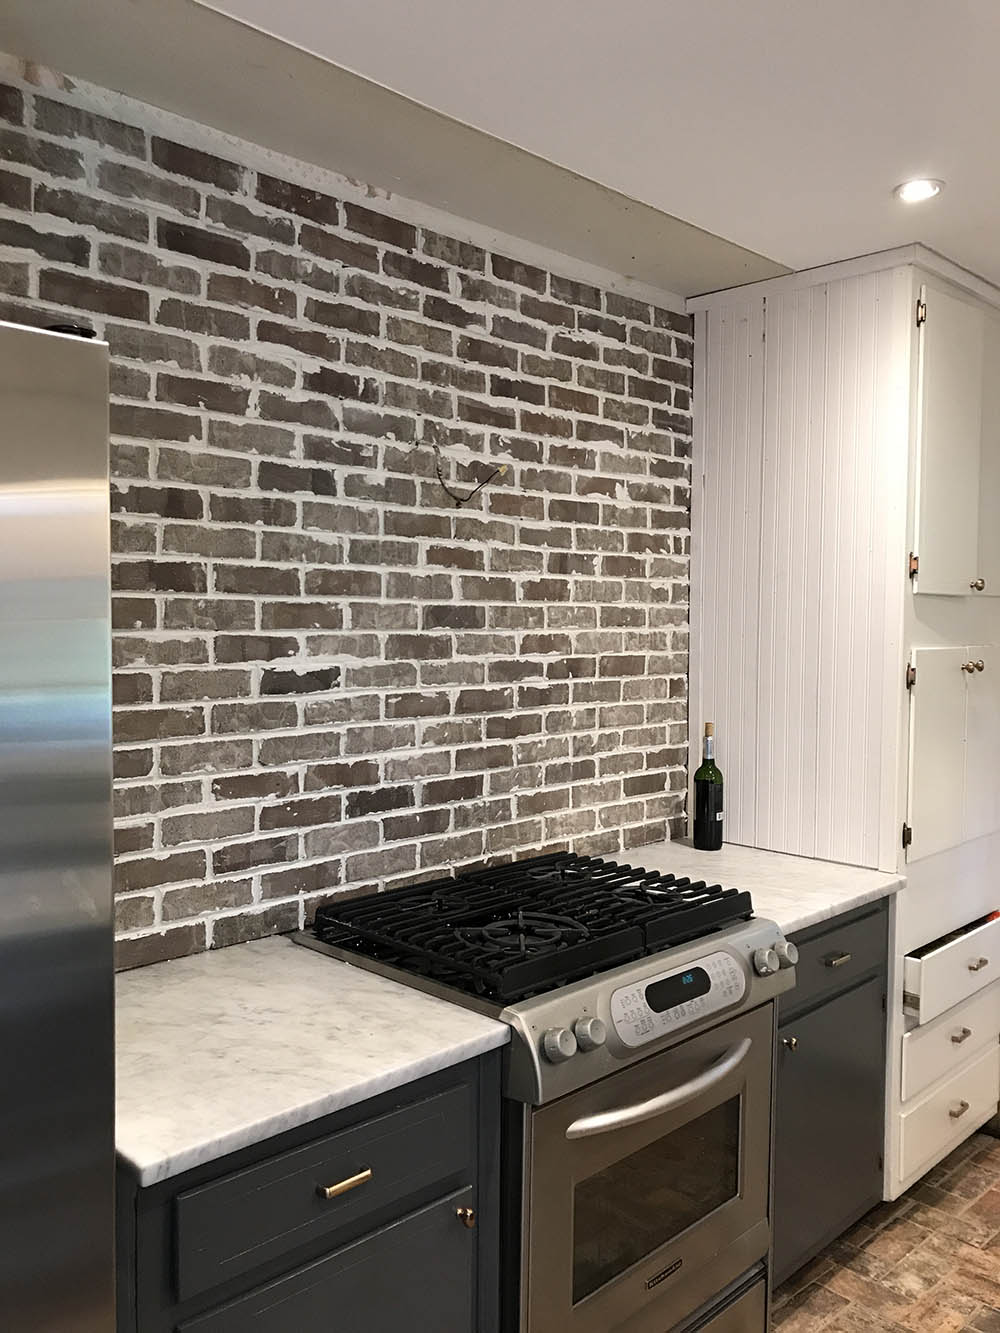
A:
[
  {"xmin": 773, "ymin": 977, "xmax": 884, "ymax": 1284},
  {"xmin": 179, "ymin": 1186, "xmax": 476, "ymax": 1332}
]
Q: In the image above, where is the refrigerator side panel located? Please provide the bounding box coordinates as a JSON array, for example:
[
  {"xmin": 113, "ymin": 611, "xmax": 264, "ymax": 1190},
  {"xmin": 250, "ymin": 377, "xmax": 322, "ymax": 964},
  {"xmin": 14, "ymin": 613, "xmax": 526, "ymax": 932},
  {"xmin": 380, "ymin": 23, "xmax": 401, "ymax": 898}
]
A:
[{"xmin": 0, "ymin": 322, "xmax": 114, "ymax": 1332}]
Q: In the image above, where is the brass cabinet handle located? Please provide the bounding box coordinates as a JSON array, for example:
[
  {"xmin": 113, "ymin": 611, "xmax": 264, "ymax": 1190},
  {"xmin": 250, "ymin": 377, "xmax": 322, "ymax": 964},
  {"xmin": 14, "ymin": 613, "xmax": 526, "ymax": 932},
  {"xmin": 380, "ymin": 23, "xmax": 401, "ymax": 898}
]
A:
[
  {"xmin": 975, "ymin": 660, "xmax": 986, "ymax": 672},
  {"xmin": 971, "ymin": 578, "xmax": 987, "ymax": 591},
  {"xmin": 950, "ymin": 1100, "xmax": 971, "ymax": 1119},
  {"xmin": 963, "ymin": 661, "xmax": 977, "ymax": 674},
  {"xmin": 781, "ymin": 1036, "xmax": 798, "ymax": 1051},
  {"xmin": 825, "ymin": 952, "xmax": 852, "ymax": 969},
  {"xmin": 969, "ymin": 958, "xmax": 990, "ymax": 972},
  {"xmin": 456, "ymin": 1207, "xmax": 476, "ymax": 1229},
  {"xmin": 316, "ymin": 1167, "xmax": 372, "ymax": 1201},
  {"xmin": 951, "ymin": 1027, "xmax": 973, "ymax": 1045}
]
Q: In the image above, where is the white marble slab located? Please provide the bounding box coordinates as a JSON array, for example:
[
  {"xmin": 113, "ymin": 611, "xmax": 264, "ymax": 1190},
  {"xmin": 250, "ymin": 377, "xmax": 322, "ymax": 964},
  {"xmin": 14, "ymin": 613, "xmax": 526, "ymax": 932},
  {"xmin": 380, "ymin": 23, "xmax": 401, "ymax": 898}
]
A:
[
  {"xmin": 625, "ymin": 838, "xmax": 905, "ymax": 935},
  {"xmin": 116, "ymin": 936, "xmax": 509, "ymax": 1186}
]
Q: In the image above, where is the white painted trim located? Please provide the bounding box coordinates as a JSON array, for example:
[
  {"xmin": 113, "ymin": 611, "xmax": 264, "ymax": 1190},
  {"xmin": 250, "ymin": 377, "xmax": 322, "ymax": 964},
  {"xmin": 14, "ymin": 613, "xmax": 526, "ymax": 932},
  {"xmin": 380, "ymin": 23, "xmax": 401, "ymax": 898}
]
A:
[{"xmin": 688, "ymin": 244, "xmax": 1000, "ymax": 314}]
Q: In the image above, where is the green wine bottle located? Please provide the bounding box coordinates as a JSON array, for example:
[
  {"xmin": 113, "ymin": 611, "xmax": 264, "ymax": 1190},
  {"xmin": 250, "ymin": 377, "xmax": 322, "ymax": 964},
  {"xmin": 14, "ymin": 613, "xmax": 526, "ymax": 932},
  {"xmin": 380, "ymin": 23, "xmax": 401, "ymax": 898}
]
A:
[{"xmin": 693, "ymin": 722, "xmax": 724, "ymax": 851}]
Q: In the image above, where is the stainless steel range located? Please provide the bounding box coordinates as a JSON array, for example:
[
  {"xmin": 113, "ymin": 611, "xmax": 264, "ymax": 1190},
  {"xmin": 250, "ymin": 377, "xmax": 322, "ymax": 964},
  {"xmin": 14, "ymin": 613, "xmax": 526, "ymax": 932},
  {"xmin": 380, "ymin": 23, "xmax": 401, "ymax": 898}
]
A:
[{"xmin": 298, "ymin": 852, "xmax": 796, "ymax": 1333}]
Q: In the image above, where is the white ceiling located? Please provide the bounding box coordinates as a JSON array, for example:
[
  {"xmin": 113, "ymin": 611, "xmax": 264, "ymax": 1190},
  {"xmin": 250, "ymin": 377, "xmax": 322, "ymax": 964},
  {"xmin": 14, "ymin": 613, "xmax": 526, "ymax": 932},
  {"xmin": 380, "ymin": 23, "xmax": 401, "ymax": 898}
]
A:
[{"xmin": 196, "ymin": 0, "xmax": 1000, "ymax": 287}]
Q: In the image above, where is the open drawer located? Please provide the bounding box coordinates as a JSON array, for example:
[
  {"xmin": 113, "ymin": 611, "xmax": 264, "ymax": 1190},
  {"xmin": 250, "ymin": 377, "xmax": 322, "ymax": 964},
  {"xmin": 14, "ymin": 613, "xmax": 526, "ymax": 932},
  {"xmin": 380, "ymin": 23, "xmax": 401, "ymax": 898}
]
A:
[{"xmin": 903, "ymin": 914, "xmax": 1000, "ymax": 1025}]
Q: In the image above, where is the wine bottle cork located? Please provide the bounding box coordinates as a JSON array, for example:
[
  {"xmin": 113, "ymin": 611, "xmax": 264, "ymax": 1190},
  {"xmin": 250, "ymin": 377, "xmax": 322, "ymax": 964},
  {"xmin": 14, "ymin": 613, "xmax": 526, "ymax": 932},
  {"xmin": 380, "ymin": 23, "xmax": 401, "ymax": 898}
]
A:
[{"xmin": 705, "ymin": 722, "xmax": 715, "ymax": 737}]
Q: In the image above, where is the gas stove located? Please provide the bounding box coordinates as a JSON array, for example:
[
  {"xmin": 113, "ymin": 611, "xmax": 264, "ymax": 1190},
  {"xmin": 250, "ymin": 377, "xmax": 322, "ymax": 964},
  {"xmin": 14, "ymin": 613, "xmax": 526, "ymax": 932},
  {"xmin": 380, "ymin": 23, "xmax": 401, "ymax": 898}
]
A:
[
  {"xmin": 298, "ymin": 852, "xmax": 795, "ymax": 1104},
  {"xmin": 296, "ymin": 851, "xmax": 796, "ymax": 1331}
]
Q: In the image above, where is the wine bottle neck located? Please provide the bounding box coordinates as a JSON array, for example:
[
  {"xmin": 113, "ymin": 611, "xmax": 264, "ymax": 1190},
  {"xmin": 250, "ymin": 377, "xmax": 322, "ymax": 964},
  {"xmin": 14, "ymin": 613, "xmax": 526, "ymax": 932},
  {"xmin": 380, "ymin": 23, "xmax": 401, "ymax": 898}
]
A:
[{"xmin": 704, "ymin": 735, "xmax": 714, "ymax": 762}]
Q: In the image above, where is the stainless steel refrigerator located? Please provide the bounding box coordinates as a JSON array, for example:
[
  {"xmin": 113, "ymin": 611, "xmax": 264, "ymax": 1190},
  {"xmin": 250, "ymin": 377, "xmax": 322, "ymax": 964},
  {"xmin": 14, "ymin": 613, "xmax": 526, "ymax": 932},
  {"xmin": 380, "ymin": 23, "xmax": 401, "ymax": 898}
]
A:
[{"xmin": 0, "ymin": 320, "xmax": 115, "ymax": 1330}]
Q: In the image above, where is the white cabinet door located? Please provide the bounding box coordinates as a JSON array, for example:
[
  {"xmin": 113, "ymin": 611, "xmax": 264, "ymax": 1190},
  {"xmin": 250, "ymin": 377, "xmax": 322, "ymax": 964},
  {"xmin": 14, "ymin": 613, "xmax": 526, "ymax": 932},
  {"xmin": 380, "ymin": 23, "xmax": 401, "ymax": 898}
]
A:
[
  {"xmin": 907, "ymin": 647, "xmax": 968, "ymax": 861},
  {"xmin": 964, "ymin": 644, "xmax": 1000, "ymax": 841},
  {"xmin": 977, "ymin": 313, "xmax": 1000, "ymax": 595},
  {"xmin": 914, "ymin": 283, "xmax": 985, "ymax": 596}
]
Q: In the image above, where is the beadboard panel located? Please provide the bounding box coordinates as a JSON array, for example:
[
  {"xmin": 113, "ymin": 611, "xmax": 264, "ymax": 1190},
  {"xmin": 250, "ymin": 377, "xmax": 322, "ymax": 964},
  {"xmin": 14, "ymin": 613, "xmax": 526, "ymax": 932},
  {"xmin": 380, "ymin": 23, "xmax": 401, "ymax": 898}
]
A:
[
  {"xmin": 690, "ymin": 301, "xmax": 764, "ymax": 847},
  {"xmin": 757, "ymin": 272, "xmax": 909, "ymax": 867},
  {"xmin": 693, "ymin": 270, "xmax": 909, "ymax": 868}
]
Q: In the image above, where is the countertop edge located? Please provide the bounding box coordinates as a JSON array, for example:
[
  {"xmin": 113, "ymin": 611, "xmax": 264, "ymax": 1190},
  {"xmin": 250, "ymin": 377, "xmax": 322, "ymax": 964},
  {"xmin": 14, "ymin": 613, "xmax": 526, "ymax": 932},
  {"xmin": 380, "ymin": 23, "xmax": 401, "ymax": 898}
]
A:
[
  {"xmin": 776, "ymin": 876, "xmax": 905, "ymax": 937},
  {"xmin": 119, "ymin": 1023, "xmax": 510, "ymax": 1187}
]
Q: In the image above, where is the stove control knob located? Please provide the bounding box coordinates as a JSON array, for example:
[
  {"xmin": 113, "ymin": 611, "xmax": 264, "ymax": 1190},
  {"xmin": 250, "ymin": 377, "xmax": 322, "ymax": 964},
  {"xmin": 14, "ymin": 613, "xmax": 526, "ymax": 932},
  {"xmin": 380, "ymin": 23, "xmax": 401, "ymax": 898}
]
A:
[
  {"xmin": 774, "ymin": 940, "xmax": 799, "ymax": 970},
  {"xmin": 573, "ymin": 1016, "xmax": 607, "ymax": 1052},
  {"xmin": 542, "ymin": 1027, "xmax": 578, "ymax": 1063},
  {"xmin": 752, "ymin": 947, "xmax": 780, "ymax": 978}
]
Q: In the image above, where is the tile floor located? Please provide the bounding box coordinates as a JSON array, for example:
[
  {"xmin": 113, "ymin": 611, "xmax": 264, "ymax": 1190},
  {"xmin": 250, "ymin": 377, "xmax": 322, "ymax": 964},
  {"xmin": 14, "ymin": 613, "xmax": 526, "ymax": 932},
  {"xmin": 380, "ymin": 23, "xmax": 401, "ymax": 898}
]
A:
[{"xmin": 772, "ymin": 1133, "xmax": 1000, "ymax": 1332}]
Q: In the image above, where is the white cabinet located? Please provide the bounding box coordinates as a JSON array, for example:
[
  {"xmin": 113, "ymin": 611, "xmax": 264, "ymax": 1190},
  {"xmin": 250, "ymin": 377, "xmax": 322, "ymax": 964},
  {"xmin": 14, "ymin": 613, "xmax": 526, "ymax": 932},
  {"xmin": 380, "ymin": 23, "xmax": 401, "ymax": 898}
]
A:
[
  {"xmin": 913, "ymin": 283, "xmax": 1000, "ymax": 597},
  {"xmin": 965, "ymin": 643, "xmax": 1000, "ymax": 840},
  {"xmin": 907, "ymin": 644, "xmax": 1000, "ymax": 860}
]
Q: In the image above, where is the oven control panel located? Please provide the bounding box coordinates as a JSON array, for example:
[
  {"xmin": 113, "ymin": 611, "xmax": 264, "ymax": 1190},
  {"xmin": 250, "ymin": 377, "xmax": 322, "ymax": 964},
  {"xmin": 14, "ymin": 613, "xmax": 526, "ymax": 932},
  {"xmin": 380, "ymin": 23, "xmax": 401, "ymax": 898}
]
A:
[{"xmin": 609, "ymin": 951, "xmax": 747, "ymax": 1048}]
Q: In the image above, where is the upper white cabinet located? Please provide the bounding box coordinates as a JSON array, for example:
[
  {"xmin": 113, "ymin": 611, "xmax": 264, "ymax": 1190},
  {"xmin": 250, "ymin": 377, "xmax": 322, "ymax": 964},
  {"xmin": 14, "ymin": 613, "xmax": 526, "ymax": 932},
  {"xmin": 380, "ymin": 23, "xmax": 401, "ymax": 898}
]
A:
[
  {"xmin": 913, "ymin": 282, "xmax": 1000, "ymax": 597},
  {"xmin": 691, "ymin": 250, "xmax": 1000, "ymax": 872}
]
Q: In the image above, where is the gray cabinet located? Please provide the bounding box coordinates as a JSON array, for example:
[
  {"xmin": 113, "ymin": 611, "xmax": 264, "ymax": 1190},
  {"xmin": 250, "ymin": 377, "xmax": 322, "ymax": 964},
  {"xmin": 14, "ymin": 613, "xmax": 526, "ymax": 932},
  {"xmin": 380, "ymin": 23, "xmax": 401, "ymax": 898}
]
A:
[
  {"xmin": 117, "ymin": 1054, "xmax": 501, "ymax": 1333},
  {"xmin": 772, "ymin": 903, "xmax": 888, "ymax": 1285}
]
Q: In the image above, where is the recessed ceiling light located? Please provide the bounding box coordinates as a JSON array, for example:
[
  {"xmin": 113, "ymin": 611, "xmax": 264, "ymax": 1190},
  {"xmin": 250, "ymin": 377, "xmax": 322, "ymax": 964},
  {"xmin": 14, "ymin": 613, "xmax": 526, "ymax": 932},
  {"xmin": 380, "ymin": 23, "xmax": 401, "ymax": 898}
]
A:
[{"xmin": 894, "ymin": 178, "xmax": 944, "ymax": 204}]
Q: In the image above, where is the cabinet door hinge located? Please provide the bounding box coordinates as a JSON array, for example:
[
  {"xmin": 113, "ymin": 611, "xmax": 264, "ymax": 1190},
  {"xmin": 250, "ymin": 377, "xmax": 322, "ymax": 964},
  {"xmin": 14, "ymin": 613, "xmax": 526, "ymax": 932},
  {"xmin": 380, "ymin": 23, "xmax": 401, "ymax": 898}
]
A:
[
  {"xmin": 906, "ymin": 663, "xmax": 917, "ymax": 690},
  {"xmin": 916, "ymin": 298, "xmax": 927, "ymax": 326},
  {"xmin": 908, "ymin": 552, "xmax": 919, "ymax": 580},
  {"xmin": 902, "ymin": 823, "xmax": 913, "ymax": 849}
]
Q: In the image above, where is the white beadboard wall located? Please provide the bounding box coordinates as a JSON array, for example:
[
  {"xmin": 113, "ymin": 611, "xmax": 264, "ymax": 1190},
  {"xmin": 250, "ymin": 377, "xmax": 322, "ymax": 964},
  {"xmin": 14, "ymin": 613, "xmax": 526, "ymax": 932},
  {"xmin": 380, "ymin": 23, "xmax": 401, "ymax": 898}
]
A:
[{"xmin": 691, "ymin": 268, "xmax": 911, "ymax": 870}]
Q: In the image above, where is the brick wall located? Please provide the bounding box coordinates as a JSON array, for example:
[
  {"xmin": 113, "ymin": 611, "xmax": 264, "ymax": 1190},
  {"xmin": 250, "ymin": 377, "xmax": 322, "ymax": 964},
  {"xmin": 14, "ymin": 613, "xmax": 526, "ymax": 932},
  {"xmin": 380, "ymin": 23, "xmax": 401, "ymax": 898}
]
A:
[{"xmin": 0, "ymin": 65, "xmax": 693, "ymax": 969}]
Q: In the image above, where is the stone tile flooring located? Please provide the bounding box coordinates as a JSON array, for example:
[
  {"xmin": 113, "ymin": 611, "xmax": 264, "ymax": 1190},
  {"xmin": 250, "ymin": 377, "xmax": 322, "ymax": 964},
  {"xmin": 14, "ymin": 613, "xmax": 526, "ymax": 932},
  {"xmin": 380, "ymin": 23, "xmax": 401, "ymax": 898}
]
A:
[{"xmin": 772, "ymin": 1133, "xmax": 1000, "ymax": 1332}]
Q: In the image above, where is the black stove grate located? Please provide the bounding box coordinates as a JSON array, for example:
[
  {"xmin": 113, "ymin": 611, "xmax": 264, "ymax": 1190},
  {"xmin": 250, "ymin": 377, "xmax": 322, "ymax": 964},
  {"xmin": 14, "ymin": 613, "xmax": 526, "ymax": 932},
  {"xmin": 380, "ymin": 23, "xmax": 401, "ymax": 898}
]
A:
[{"xmin": 311, "ymin": 852, "xmax": 753, "ymax": 1002}]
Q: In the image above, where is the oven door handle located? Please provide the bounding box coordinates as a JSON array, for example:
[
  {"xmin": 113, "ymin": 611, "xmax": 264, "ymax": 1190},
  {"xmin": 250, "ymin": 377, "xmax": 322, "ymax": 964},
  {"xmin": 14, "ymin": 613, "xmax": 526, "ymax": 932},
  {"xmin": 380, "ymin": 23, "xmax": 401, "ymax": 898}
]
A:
[{"xmin": 564, "ymin": 1037, "xmax": 753, "ymax": 1140}]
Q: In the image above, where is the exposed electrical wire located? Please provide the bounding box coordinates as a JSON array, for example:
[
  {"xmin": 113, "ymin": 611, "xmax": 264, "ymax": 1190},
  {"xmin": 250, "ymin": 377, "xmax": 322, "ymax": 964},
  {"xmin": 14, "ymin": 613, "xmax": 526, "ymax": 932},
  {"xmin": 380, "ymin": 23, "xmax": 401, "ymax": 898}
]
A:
[{"xmin": 432, "ymin": 445, "xmax": 508, "ymax": 508}]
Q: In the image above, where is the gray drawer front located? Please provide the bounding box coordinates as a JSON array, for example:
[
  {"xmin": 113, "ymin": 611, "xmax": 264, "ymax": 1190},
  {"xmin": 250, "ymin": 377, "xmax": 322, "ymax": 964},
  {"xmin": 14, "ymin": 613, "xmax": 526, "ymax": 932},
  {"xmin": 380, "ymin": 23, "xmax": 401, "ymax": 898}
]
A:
[
  {"xmin": 780, "ymin": 907, "xmax": 887, "ymax": 1019},
  {"xmin": 179, "ymin": 1186, "xmax": 476, "ymax": 1333},
  {"xmin": 175, "ymin": 1083, "xmax": 473, "ymax": 1301}
]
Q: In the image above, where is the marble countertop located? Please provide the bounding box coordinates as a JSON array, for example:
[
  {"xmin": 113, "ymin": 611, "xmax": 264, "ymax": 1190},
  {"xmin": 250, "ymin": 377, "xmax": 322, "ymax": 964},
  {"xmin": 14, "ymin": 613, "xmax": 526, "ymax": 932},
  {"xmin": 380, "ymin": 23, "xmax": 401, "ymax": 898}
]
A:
[
  {"xmin": 116, "ymin": 936, "xmax": 509, "ymax": 1186},
  {"xmin": 626, "ymin": 839, "xmax": 904, "ymax": 935}
]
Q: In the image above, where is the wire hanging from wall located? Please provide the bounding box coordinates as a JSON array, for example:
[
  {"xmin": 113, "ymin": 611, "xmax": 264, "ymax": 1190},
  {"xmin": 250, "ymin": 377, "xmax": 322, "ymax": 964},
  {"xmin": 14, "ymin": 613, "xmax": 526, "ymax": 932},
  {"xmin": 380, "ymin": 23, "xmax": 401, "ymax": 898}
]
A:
[{"xmin": 432, "ymin": 444, "xmax": 508, "ymax": 508}]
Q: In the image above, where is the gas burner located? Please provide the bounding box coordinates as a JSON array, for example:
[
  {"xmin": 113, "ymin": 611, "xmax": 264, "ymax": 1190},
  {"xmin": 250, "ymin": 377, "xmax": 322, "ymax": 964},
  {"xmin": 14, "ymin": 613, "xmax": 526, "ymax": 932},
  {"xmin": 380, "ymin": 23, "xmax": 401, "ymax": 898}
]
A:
[
  {"xmin": 458, "ymin": 911, "xmax": 590, "ymax": 957},
  {"xmin": 312, "ymin": 853, "xmax": 754, "ymax": 1003}
]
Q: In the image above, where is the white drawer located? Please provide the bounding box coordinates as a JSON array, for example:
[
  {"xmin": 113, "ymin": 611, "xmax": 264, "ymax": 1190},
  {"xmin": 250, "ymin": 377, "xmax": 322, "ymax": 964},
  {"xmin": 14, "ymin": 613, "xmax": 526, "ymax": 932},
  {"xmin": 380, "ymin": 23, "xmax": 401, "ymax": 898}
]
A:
[
  {"xmin": 903, "ymin": 914, "xmax": 1000, "ymax": 1024},
  {"xmin": 899, "ymin": 1044, "xmax": 1000, "ymax": 1183},
  {"xmin": 901, "ymin": 981, "xmax": 1000, "ymax": 1101}
]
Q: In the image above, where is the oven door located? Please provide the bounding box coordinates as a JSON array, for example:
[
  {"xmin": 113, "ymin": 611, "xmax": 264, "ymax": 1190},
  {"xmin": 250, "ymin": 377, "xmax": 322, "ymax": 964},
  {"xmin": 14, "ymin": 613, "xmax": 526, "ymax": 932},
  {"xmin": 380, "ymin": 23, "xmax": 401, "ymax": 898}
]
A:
[{"xmin": 523, "ymin": 1004, "xmax": 773, "ymax": 1333}]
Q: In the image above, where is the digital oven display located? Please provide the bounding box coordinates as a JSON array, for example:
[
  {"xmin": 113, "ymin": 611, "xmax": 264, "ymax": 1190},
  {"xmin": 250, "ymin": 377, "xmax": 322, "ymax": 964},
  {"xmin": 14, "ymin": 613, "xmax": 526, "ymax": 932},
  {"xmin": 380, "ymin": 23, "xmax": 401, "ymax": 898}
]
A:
[{"xmin": 644, "ymin": 966, "xmax": 712, "ymax": 1013}]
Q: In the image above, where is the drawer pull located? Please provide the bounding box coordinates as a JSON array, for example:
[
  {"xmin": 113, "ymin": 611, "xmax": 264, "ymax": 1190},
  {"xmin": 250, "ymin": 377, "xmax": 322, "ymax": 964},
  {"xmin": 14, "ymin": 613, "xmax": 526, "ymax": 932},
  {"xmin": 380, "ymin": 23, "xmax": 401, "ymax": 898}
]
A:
[
  {"xmin": 951, "ymin": 1027, "xmax": 973, "ymax": 1045},
  {"xmin": 969, "ymin": 958, "xmax": 990, "ymax": 972},
  {"xmin": 949, "ymin": 1100, "xmax": 971, "ymax": 1119},
  {"xmin": 316, "ymin": 1167, "xmax": 372, "ymax": 1201},
  {"xmin": 456, "ymin": 1206, "xmax": 476, "ymax": 1229},
  {"xmin": 824, "ymin": 952, "xmax": 852, "ymax": 969},
  {"xmin": 781, "ymin": 1036, "xmax": 799, "ymax": 1051}
]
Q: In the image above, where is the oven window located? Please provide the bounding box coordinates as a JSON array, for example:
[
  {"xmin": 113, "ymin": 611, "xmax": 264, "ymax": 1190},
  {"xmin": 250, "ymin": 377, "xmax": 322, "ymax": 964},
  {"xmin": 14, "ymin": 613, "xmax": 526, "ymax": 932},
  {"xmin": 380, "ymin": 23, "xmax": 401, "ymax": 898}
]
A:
[{"xmin": 572, "ymin": 1096, "xmax": 741, "ymax": 1304}]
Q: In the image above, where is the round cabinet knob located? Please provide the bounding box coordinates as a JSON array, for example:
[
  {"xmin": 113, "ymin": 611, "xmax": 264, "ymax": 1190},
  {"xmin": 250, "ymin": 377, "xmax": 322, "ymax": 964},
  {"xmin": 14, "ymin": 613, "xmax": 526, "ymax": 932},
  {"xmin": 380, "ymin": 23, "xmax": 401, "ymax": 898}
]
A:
[
  {"xmin": 542, "ymin": 1027, "xmax": 578, "ymax": 1063},
  {"xmin": 752, "ymin": 947, "xmax": 780, "ymax": 978},
  {"xmin": 573, "ymin": 1016, "xmax": 608, "ymax": 1052},
  {"xmin": 971, "ymin": 578, "xmax": 987, "ymax": 591},
  {"xmin": 774, "ymin": 940, "xmax": 799, "ymax": 970}
]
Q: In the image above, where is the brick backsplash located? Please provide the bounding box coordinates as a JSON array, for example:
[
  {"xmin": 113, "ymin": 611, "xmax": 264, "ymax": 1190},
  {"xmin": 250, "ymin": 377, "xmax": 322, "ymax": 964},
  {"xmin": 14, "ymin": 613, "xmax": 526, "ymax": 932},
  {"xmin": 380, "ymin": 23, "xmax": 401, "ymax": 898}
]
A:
[{"xmin": 0, "ymin": 63, "xmax": 692, "ymax": 969}]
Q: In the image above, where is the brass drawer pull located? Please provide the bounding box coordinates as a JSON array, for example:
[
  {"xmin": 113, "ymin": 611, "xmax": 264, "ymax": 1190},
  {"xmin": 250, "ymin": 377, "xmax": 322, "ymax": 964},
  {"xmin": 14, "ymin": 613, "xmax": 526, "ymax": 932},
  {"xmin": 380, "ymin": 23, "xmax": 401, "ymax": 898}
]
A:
[
  {"xmin": 963, "ymin": 661, "xmax": 977, "ymax": 674},
  {"xmin": 456, "ymin": 1206, "xmax": 476, "ymax": 1229},
  {"xmin": 951, "ymin": 1027, "xmax": 973, "ymax": 1045},
  {"xmin": 950, "ymin": 1100, "xmax": 971, "ymax": 1119},
  {"xmin": 781, "ymin": 1036, "xmax": 798, "ymax": 1051},
  {"xmin": 316, "ymin": 1167, "xmax": 372, "ymax": 1201},
  {"xmin": 975, "ymin": 660, "xmax": 986, "ymax": 672},
  {"xmin": 971, "ymin": 578, "xmax": 987, "ymax": 591},
  {"xmin": 825, "ymin": 952, "xmax": 852, "ymax": 969},
  {"xmin": 969, "ymin": 958, "xmax": 990, "ymax": 973}
]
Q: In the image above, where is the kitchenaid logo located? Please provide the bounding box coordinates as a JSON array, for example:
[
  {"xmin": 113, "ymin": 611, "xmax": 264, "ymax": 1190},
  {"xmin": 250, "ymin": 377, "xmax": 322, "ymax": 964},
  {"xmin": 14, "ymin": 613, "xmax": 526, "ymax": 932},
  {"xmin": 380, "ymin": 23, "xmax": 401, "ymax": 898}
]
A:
[{"xmin": 646, "ymin": 1258, "xmax": 683, "ymax": 1290}]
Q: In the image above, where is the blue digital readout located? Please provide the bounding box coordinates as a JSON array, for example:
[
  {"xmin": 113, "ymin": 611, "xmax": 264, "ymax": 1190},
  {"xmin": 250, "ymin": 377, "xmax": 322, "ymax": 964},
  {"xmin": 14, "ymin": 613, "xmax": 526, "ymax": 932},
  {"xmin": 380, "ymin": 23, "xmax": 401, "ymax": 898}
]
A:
[{"xmin": 646, "ymin": 965, "xmax": 711, "ymax": 1013}]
